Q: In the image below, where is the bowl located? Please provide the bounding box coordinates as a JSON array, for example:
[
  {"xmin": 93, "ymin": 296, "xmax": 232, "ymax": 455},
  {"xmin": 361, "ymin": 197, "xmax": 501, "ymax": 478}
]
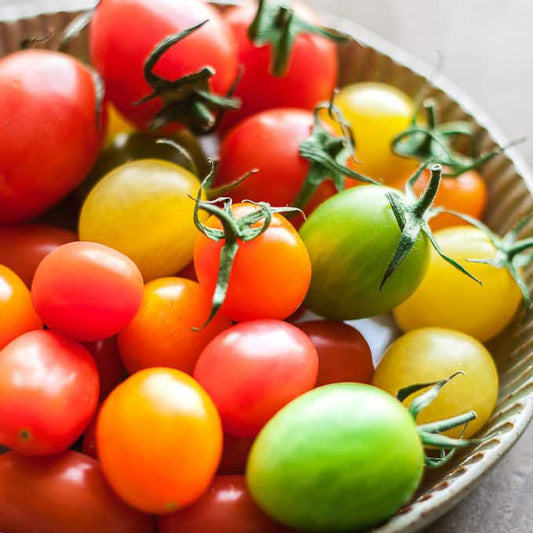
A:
[{"xmin": 0, "ymin": 2, "xmax": 531, "ymax": 532}]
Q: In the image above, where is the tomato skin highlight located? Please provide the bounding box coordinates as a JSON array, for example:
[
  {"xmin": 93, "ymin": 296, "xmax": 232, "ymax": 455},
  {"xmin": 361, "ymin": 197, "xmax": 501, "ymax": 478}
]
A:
[
  {"xmin": 0, "ymin": 450, "xmax": 156, "ymax": 533},
  {"xmin": 0, "ymin": 50, "xmax": 103, "ymax": 223},
  {"xmin": 0, "ymin": 330, "xmax": 99, "ymax": 455},
  {"xmin": 97, "ymin": 368, "xmax": 223, "ymax": 514}
]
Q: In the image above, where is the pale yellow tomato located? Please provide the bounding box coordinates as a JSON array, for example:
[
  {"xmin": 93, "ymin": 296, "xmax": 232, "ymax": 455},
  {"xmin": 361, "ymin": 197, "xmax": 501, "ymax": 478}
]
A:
[
  {"xmin": 373, "ymin": 328, "xmax": 498, "ymax": 438},
  {"xmin": 79, "ymin": 159, "xmax": 205, "ymax": 281},
  {"xmin": 393, "ymin": 226, "xmax": 523, "ymax": 341},
  {"xmin": 105, "ymin": 104, "xmax": 135, "ymax": 146}
]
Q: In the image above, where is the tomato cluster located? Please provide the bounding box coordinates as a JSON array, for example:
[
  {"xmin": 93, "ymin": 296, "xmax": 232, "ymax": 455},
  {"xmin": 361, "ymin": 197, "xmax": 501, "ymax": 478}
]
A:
[{"xmin": 0, "ymin": 1, "xmax": 530, "ymax": 532}]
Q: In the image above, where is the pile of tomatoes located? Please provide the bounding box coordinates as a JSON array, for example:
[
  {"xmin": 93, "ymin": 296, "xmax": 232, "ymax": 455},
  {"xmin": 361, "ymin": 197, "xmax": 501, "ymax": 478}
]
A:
[{"xmin": 0, "ymin": 0, "xmax": 531, "ymax": 532}]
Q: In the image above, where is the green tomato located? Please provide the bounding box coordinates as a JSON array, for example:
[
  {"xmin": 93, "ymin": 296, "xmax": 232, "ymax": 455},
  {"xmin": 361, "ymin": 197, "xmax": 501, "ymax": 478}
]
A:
[
  {"xmin": 299, "ymin": 185, "xmax": 430, "ymax": 319},
  {"xmin": 247, "ymin": 383, "xmax": 424, "ymax": 532}
]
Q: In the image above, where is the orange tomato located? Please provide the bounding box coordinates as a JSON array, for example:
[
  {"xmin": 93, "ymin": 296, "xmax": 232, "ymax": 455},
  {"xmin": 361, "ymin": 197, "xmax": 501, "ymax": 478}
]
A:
[
  {"xmin": 0, "ymin": 266, "xmax": 42, "ymax": 349},
  {"xmin": 97, "ymin": 368, "xmax": 223, "ymax": 514},
  {"xmin": 118, "ymin": 278, "xmax": 231, "ymax": 374}
]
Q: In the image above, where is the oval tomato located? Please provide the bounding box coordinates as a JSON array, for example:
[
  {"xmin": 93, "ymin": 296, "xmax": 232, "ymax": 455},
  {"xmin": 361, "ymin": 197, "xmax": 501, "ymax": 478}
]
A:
[
  {"xmin": 0, "ymin": 330, "xmax": 99, "ymax": 455},
  {"xmin": 0, "ymin": 450, "xmax": 155, "ymax": 533},
  {"xmin": 85, "ymin": 337, "xmax": 126, "ymax": 400}
]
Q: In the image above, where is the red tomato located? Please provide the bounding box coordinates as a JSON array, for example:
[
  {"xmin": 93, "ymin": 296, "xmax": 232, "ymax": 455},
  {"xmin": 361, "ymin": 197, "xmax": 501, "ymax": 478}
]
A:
[
  {"xmin": 221, "ymin": 1, "xmax": 338, "ymax": 131},
  {"xmin": 194, "ymin": 320, "xmax": 318, "ymax": 437},
  {"xmin": 194, "ymin": 204, "xmax": 311, "ymax": 322},
  {"xmin": 0, "ymin": 330, "xmax": 99, "ymax": 455},
  {"xmin": 0, "ymin": 225, "xmax": 76, "ymax": 287},
  {"xmin": 82, "ymin": 412, "xmax": 99, "ymax": 459},
  {"xmin": 90, "ymin": 0, "xmax": 237, "ymax": 130},
  {"xmin": 0, "ymin": 266, "xmax": 42, "ymax": 350},
  {"xmin": 297, "ymin": 320, "xmax": 374, "ymax": 386},
  {"xmin": 85, "ymin": 337, "xmax": 126, "ymax": 400},
  {"xmin": 32, "ymin": 241, "xmax": 144, "ymax": 342},
  {"xmin": 159, "ymin": 475, "xmax": 293, "ymax": 533},
  {"xmin": 218, "ymin": 434, "xmax": 255, "ymax": 476},
  {"xmin": 0, "ymin": 450, "xmax": 156, "ymax": 533},
  {"xmin": 0, "ymin": 50, "xmax": 103, "ymax": 223}
]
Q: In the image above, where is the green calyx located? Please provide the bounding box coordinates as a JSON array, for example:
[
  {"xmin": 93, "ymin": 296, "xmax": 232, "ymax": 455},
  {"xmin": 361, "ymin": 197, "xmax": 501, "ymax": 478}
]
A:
[
  {"xmin": 248, "ymin": 0, "xmax": 349, "ymax": 77},
  {"xmin": 295, "ymin": 99, "xmax": 378, "ymax": 210},
  {"xmin": 135, "ymin": 21, "xmax": 241, "ymax": 134},
  {"xmin": 382, "ymin": 163, "xmax": 480, "ymax": 289},
  {"xmin": 397, "ymin": 372, "xmax": 479, "ymax": 468}
]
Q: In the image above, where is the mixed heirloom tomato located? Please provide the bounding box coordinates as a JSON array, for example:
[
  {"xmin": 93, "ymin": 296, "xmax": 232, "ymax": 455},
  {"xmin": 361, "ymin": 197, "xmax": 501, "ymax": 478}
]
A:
[{"xmin": 0, "ymin": 1, "xmax": 530, "ymax": 533}]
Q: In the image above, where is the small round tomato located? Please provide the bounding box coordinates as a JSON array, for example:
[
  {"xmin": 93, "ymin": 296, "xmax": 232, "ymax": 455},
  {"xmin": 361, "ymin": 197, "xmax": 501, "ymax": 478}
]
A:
[
  {"xmin": 194, "ymin": 320, "xmax": 318, "ymax": 437},
  {"xmin": 0, "ymin": 451, "xmax": 155, "ymax": 533},
  {"xmin": 159, "ymin": 475, "xmax": 293, "ymax": 533},
  {"xmin": 194, "ymin": 204, "xmax": 311, "ymax": 322},
  {"xmin": 218, "ymin": 434, "xmax": 255, "ymax": 476},
  {"xmin": 0, "ymin": 266, "xmax": 42, "ymax": 350},
  {"xmin": 32, "ymin": 242, "xmax": 144, "ymax": 342},
  {"xmin": 85, "ymin": 337, "xmax": 126, "ymax": 400},
  {"xmin": 0, "ymin": 330, "xmax": 99, "ymax": 455},
  {"xmin": 82, "ymin": 412, "xmax": 99, "ymax": 459},
  {"xmin": 373, "ymin": 328, "xmax": 498, "ymax": 438},
  {"xmin": 0, "ymin": 224, "xmax": 76, "ymax": 287},
  {"xmin": 393, "ymin": 226, "xmax": 523, "ymax": 341},
  {"xmin": 79, "ymin": 160, "xmax": 204, "ymax": 281},
  {"xmin": 118, "ymin": 277, "xmax": 231, "ymax": 375},
  {"xmin": 296, "ymin": 320, "xmax": 373, "ymax": 386},
  {"xmin": 97, "ymin": 368, "xmax": 222, "ymax": 514}
]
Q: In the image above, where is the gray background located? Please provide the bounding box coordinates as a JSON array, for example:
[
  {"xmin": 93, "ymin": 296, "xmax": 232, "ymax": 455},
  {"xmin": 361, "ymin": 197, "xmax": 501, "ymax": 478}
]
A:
[{"xmin": 0, "ymin": 0, "xmax": 532, "ymax": 531}]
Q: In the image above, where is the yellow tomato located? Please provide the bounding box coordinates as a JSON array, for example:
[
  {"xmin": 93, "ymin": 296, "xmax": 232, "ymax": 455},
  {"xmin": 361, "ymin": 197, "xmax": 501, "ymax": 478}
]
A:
[
  {"xmin": 79, "ymin": 159, "xmax": 205, "ymax": 281},
  {"xmin": 393, "ymin": 226, "xmax": 523, "ymax": 341},
  {"xmin": 105, "ymin": 104, "xmax": 135, "ymax": 146},
  {"xmin": 373, "ymin": 328, "xmax": 498, "ymax": 438}
]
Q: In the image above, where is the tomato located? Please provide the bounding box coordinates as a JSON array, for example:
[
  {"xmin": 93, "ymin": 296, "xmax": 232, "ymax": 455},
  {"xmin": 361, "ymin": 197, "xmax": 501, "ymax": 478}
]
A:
[
  {"xmin": 247, "ymin": 383, "xmax": 424, "ymax": 532},
  {"xmin": 105, "ymin": 104, "xmax": 135, "ymax": 145},
  {"xmin": 300, "ymin": 185, "xmax": 430, "ymax": 319},
  {"xmin": 90, "ymin": 0, "xmax": 237, "ymax": 130},
  {"xmin": 0, "ymin": 450, "xmax": 155, "ymax": 533},
  {"xmin": 373, "ymin": 328, "xmax": 498, "ymax": 438},
  {"xmin": 82, "ymin": 412, "xmax": 99, "ymax": 459},
  {"xmin": 328, "ymin": 82, "xmax": 419, "ymax": 183},
  {"xmin": 0, "ymin": 49, "xmax": 103, "ymax": 223},
  {"xmin": 32, "ymin": 242, "xmax": 143, "ymax": 342},
  {"xmin": 0, "ymin": 266, "xmax": 42, "ymax": 350},
  {"xmin": 221, "ymin": 1, "xmax": 338, "ymax": 131},
  {"xmin": 194, "ymin": 203, "xmax": 311, "ymax": 322},
  {"xmin": 194, "ymin": 320, "xmax": 318, "ymax": 437},
  {"xmin": 0, "ymin": 224, "xmax": 77, "ymax": 287},
  {"xmin": 218, "ymin": 434, "xmax": 255, "ymax": 475},
  {"xmin": 85, "ymin": 337, "xmax": 126, "ymax": 400},
  {"xmin": 118, "ymin": 277, "xmax": 231, "ymax": 375},
  {"xmin": 0, "ymin": 330, "xmax": 99, "ymax": 455},
  {"xmin": 296, "ymin": 320, "xmax": 373, "ymax": 386},
  {"xmin": 79, "ymin": 160, "xmax": 204, "ymax": 281},
  {"xmin": 394, "ymin": 226, "xmax": 523, "ymax": 341},
  {"xmin": 159, "ymin": 475, "xmax": 293, "ymax": 533},
  {"xmin": 97, "ymin": 368, "xmax": 222, "ymax": 514}
]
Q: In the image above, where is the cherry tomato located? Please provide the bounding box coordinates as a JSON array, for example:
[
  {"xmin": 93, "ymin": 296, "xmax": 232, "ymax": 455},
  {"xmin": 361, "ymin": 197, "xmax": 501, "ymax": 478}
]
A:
[
  {"xmin": 97, "ymin": 368, "xmax": 222, "ymax": 514},
  {"xmin": 0, "ymin": 266, "xmax": 42, "ymax": 350},
  {"xmin": 0, "ymin": 224, "xmax": 76, "ymax": 287},
  {"xmin": 85, "ymin": 337, "xmax": 126, "ymax": 400},
  {"xmin": 118, "ymin": 277, "xmax": 231, "ymax": 375},
  {"xmin": 32, "ymin": 242, "xmax": 144, "ymax": 342},
  {"xmin": 79, "ymin": 160, "xmax": 204, "ymax": 281},
  {"xmin": 194, "ymin": 320, "xmax": 318, "ymax": 437},
  {"xmin": 82, "ymin": 412, "xmax": 99, "ymax": 459},
  {"xmin": 0, "ymin": 50, "xmax": 103, "ymax": 223},
  {"xmin": 297, "ymin": 320, "xmax": 373, "ymax": 386},
  {"xmin": 194, "ymin": 204, "xmax": 311, "ymax": 322},
  {"xmin": 218, "ymin": 434, "xmax": 255, "ymax": 475},
  {"xmin": 90, "ymin": 0, "xmax": 237, "ymax": 130},
  {"xmin": 0, "ymin": 330, "xmax": 99, "ymax": 455},
  {"xmin": 394, "ymin": 227, "xmax": 523, "ymax": 341},
  {"xmin": 373, "ymin": 328, "xmax": 498, "ymax": 438},
  {"xmin": 0, "ymin": 450, "xmax": 155, "ymax": 533},
  {"xmin": 159, "ymin": 475, "xmax": 293, "ymax": 533}
]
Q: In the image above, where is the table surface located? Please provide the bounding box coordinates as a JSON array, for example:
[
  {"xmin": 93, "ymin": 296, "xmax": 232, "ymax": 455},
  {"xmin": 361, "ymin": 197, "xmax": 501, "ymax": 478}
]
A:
[{"xmin": 1, "ymin": 1, "xmax": 532, "ymax": 532}]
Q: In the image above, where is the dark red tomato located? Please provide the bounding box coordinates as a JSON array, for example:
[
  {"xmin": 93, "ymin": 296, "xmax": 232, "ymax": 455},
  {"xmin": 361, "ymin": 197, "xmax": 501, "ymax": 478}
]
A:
[
  {"xmin": 0, "ymin": 450, "xmax": 156, "ymax": 533},
  {"xmin": 194, "ymin": 320, "xmax": 318, "ymax": 437},
  {"xmin": 0, "ymin": 50, "xmax": 103, "ymax": 223},
  {"xmin": 296, "ymin": 321, "xmax": 374, "ymax": 386},
  {"xmin": 0, "ymin": 330, "xmax": 99, "ymax": 455},
  {"xmin": 82, "ymin": 413, "xmax": 99, "ymax": 459},
  {"xmin": 159, "ymin": 475, "xmax": 293, "ymax": 533},
  {"xmin": 0, "ymin": 225, "xmax": 76, "ymax": 287},
  {"xmin": 90, "ymin": 0, "xmax": 237, "ymax": 130},
  {"xmin": 85, "ymin": 337, "xmax": 126, "ymax": 400},
  {"xmin": 32, "ymin": 241, "xmax": 144, "ymax": 342},
  {"xmin": 218, "ymin": 433, "xmax": 255, "ymax": 475},
  {"xmin": 221, "ymin": 1, "xmax": 337, "ymax": 131}
]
